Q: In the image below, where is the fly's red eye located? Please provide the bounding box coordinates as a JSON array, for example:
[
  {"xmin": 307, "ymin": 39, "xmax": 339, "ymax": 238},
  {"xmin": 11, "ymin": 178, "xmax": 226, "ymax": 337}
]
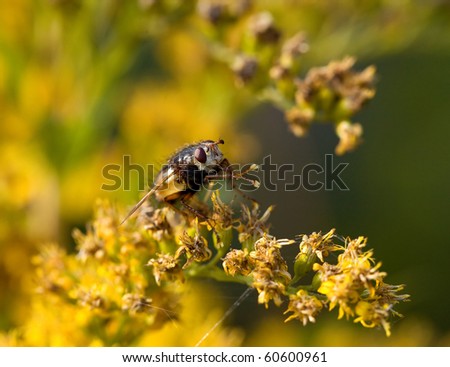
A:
[{"xmin": 194, "ymin": 147, "xmax": 207, "ymax": 164}]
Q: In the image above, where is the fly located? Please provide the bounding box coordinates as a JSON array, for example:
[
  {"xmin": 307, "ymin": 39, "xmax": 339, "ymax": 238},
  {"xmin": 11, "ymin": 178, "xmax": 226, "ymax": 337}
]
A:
[{"xmin": 121, "ymin": 139, "xmax": 258, "ymax": 225}]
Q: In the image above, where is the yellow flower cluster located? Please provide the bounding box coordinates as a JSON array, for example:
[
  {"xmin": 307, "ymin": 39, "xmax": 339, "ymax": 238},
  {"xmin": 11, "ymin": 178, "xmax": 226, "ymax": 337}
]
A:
[
  {"xmin": 9, "ymin": 189, "xmax": 407, "ymax": 345},
  {"xmin": 223, "ymin": 204, "xmax": 407, "ymax": 336},
  {"xmin": 222, "ymin": 226, "xmax": 409, "ymax": 336},
  {"xmin": 30, "ymin": 199, "xmax": 182, "ymax": 344},
  {"xmin": 309, "ymin": 234, "xmax": 409, "ymax": 336}
]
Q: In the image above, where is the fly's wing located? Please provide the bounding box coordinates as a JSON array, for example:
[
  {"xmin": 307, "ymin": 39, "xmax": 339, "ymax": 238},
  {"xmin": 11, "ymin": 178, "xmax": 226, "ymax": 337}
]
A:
[
  {"xmin": 153, "ymin": 165, "xmax": 189, "ymax": 202},
  {"xmin": 120, "ymin": 165, "xmax": 179, "ymax": 225}
]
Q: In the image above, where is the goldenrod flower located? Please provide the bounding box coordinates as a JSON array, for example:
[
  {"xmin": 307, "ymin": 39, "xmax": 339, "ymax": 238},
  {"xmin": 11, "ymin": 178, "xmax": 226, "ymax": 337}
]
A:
[
  {"xmin": 175, "ymin": 230, "xmax": 212, "ymax": 269},
  {"xmin": 222, "ymin": 249, "xmax": 252, "ymax": 276},
  {"xmin": 293, "ymin": 229, "xmax": 340, "ymax": 282},
  {"xmin": 284, "ymin": 290, "xmax": 324, "ymax": 326},
  {"xmin": 298, "ymin": 229, "xmax": 340, "ymax": 262},
  {"xmin": 317, "ymin": 274, "xmax": 360, "ymax": 319},
  {"xmin": 138, "ymin": 205, "xmax": 172, "ymax": 241},
  {"xmin": 249, "ymin": 235, "xmax": 292, "ymax": 308},
  {"xmin": 253, "ymin": 268, "xmax": 286, "ymax": 307},
  {"xmin": 311, "ymin": 234, "xmax": 409, "ymax": 331},
  {"xmin": 335, "ymin": 120, "xmax": 364, "ymax": 155},
  {"xmin": 354, "ymin": 301, "xmax": 392, "ymax": 337},
  {"xmin": 147, "ymin": 253, "xmax": 183, "ymax": 286},
  {"xmin": 20, "ymin": 191, "xmax": 409, "ymax": 346},
  {"xmin": 211, "ymin": 192, "xmax": 235, "ymax": 231},
  {"xmin": 32, "ymin": 243, "xmax": 74, "ymax": 295},
  {"xmin": 237, "ymin": 203, "xmax": 274, "ymax": 246}
]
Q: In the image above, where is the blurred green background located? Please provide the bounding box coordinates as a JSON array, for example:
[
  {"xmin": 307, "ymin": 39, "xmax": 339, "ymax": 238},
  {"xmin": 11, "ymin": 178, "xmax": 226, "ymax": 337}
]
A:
[{"xmin": 0, "ymin": 0, "xmax": 449, "ymax": 346}]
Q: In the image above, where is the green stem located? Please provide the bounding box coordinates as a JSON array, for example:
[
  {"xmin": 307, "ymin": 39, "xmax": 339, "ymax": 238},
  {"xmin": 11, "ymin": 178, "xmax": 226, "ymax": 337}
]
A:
[
  {"xmin": 158, "ymin": 239, "xmax": 177, "ymax": 255},
  {"xmin": 186, "ymin": 265, "xmax": 253, "ymax": 286},
  {"xmin": 258, "ymin": 87, "xmax": 295, "ymax": 110},
  {"xmin": 190, "ymin": 27, "xmax": 236, "ymax": 64},
  {"xmin": 207, "ymin": 227, "xmax": 233, "ymax": 267},
  {"xmin": 286, "ymin": 284, "xmax": 319, "ymax": 295}
]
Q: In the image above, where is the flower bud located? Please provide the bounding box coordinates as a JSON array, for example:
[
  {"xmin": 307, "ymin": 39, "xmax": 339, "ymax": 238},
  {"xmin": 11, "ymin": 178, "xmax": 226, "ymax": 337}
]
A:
[{"xmin": 292, "ymin": 252, "xmax": 317, "ymax": 282}]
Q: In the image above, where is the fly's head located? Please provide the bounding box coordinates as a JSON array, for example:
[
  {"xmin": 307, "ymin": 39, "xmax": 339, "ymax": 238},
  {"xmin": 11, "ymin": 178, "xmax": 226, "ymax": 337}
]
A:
[
  {"xmin": 193, "ymin": 139, "xmax": 226, "ymax": 173},
  {"xmin": 176, "ymin": 139, "xmax": 228, "ymax": 174}
]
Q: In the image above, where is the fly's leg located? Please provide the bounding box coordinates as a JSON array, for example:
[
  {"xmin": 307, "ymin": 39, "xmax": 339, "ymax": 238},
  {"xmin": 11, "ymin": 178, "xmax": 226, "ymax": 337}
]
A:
[
  {"xmin": 187, "ymin": 194, "xmax": 210, "ymax": 216},
  {"xmin": 230, "ymin": 182, "xmax": 259, "ymax": 204},
  {"xmin": 205, "ymin": 164, "xmax": 259, "ymax": 204},
  {"xmin": 180, "ymin": 198, "xmax": 222, "ymax": 243}
]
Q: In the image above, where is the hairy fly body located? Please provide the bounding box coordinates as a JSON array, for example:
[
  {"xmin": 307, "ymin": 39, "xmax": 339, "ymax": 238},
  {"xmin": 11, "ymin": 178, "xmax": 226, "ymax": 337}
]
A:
[
  {"xmin": 154, "ymin": 139, "xmax": 229, "ymax": 203},
  {"xmin": 121, "ymin": 139, "xmax": 257, "ymax": 224}
]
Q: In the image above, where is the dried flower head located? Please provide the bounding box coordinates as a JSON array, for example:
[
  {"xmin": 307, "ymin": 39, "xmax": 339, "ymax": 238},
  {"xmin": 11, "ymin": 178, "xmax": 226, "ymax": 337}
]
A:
[
  {"xmin": 147, "ymin": 253, "xmax": 183, "ymax": 285},
  {"xmin": 222, "ymin": 249, "xmax": 252, "ymax": 276},
  {"xmin": 285, "ymin": 107, "xmax": 314, "ymax": 137},
  {"xmin": 237, "ymin": 202, "xmax": 274, "ymax": 245},
  {"xmin": 335, "ymin": 120, "xmax": 363, "ymax": 155},
  {"xmin": 293, "ymin": 229, "xmax": 341, "ymax": 282},
  {"xmin": 248, "ymin": 12, "xmax": 281, "ymax": 44},
  {"xmin": 232, "ymin": 55, "xmax": 259, "ymax": 87},
  {"xmin": 270, "ymin": 33, "xmax": 309, "ymax": 81},
  {"xmin": 175, "ymin": 230, "xmax": 212, "ymax": 269},
  {"xmin": 122, "ymin": 293, "xmax": 153, "ymax": 315},
  {"xmin": 252, "ymin": 268, "xmax": 286, "ymax": 307},
  {"xmin": 281, "ymin": 32, "xmax": 309, "ymax": 63},
  {"xmin": 76, "ymin": 287, "xmax": 106, "ymax": 311},
  {"xmin": 138, "ymin": 204, "xmax": 172, "ymax": 241},
  {"xmin": 296, "ymin": 57, "xmax": 375, "ymax": 112},
  {"xmin": 284, "ymin": 289, "xmax": 324, "ymax": 325},
  {"xmin": 375, "ymin": 282, "xmax": 410, "ymax": 307},
  {"xmin": 73, "ymin": 228, "xmax": 105, "ymax": 261},
  {"xmin": 211, "ymin": 192, "xmax": 235, "ymax": 231}
]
